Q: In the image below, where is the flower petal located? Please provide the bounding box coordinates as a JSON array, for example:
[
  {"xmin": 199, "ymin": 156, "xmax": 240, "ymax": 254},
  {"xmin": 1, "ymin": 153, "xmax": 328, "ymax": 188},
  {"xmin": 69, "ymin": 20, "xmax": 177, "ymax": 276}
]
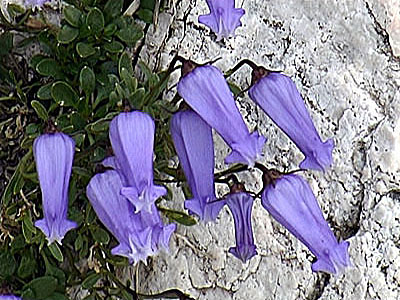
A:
[
  {"xmin": 33, "ymin": 133, "xmax": 77, "ymax": 244},
  {"xmin": 262, "ymin": 174, "xmax": 351, "ymax": 275},
  {"xmin": 249, "ymin": 73, "xmax": 333, "ymax": 171},
  {"xmin": 178, "ymin": 65, "xmax": 266, "ymax": 166}
]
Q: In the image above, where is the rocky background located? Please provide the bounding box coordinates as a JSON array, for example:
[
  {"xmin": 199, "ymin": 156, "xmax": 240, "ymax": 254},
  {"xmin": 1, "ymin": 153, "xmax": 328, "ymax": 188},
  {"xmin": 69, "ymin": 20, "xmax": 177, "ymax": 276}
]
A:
[{"xmin": 120, "ymin": 0, "xmax": 400, "ymax": 299}]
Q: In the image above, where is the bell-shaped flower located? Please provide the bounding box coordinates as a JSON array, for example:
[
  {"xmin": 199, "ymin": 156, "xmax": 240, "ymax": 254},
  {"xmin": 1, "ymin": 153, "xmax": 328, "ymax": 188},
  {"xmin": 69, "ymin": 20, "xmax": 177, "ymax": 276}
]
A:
[
  {"xmin": 87, "ymin": 170, "xmax": 155, "ymax": 264},
  {"xmin": 171, "ymin": 110, "xmax": 225, "ymax": 222},
  {"xmin": 33, "ymin": 133, "xmax": 78, "ymax": 244},
  {"xmin": 198, "ymin": 0, "xmax": 245, "ymax": 40},
  {"xmin": 226, "ymin": 189, "xmax": 257, "ymax": 262},
  {"xmin": 178, "ymin": 64, "xmax": 266, "ymax": 166},
  {"xmin": 249, "ymin": 72, "xmax": 334, "ymax": 171},
  {"xmin": 261, "ymin": 173, "xmax": 351, "ymax": 275},
  {"xmin": 109, "ymin": 111, "xmax": 166, "ymax": 213}
]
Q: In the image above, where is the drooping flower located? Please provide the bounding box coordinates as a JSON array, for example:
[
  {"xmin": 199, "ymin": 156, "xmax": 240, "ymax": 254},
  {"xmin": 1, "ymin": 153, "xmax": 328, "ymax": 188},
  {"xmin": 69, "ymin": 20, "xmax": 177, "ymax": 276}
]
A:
[
  {"xmin": 87, "ymin": 170, "xmax": 175, "ymax": 264},
  {"xmin": 198, "ymin": 0, "xmax": 245, "ymax": 40},
  {"xmin": 109, "ymin": 111, "xmax": 166, "ymax": 213},
  {"xmin": 170, "ymin": 110, "xmax": 225, "ymax": 222},
  {"xmin": 249, "ymin": 71, "xmax": 334, "ymax": 171},
  {"xmin": 178, "ymin": 63, "xmax": 266, "ymax": 166},
  {"xmin": 261, "ymin": 173, "xmax": 351, "ymax": 275},
  {"xmin": 33, "ymin": 133, "xmax": 78, "ymax": 244},
  {"xmin": 226, "ymin": 185, "xmax": 257, "ymax": 262}
]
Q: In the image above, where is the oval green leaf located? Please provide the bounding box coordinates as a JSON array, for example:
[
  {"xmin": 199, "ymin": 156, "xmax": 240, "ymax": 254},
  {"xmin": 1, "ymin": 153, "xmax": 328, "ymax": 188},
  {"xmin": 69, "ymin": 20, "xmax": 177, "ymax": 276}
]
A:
[
  {"xmin": 116, "ymin": 24, "xmax": 143, "ymax": 46},
  {"xmin": 79, "ymin": 66, "xmax": 95, "ymax": 96},
  {"xmin": 63, "ymin": 5, "xmax": 82, "ymax": 27},
  {"xmin": 57, "ymin": 25, "xmax": 79, "ymax": 44},
  {"xmin": 37, "ymin": 83, "xmax": 53, "ymax": 100},
  {"xmin": 22, "ymin": 276, "xmax": 57, "ymax": 300},
  {"xmin": 36, "ymin": 58, "xmax": 61, "ymax": 78},
  {"xmin": 82, "ymin": 273, "xmax": 101, "ymax": 289},
  {"xmin": 31, "ymin": 100, "xmax": 48, "ymax": 121},
  {"xmin": 48, "ymin": 243, "xmax": 64, "ymax": 262},
  {"xmin": 76, "ymin": 42, "xmax": 96, "ymax": 58},
  {"xmin": 104, "ymin": 40, "xmax": 124, "ymax": 53},
  {"xmin": 86, "ymin": 7, "xmax": 104, "ymax": 35},
  {"xmin": 118, "ymin": 51, "xmax": 133, "ymax": 75},
  {"xmin": 51, "ymin": 81, "xmax": 79, "ymax": 107}
]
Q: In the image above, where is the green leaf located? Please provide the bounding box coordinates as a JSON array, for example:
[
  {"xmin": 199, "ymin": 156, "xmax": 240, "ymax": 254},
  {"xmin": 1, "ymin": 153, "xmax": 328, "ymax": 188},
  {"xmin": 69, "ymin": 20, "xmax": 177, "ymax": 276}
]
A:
[
  {"xmin": 104, "ymin": 23, "xmax": 117, "ymax": 37},
  {"xmin": 31, "ymin": 100, "xmax": 48, "ymax": 121},
  {"xmin": 57, "ymin": 25, "xmax": 79, "ymax": 44},
  {"xmin": 36, "ymin": 59, "xmax": 62, "ymax": 78},
  {"xmin": 51, "ymin": 81, "xmax": 79, "ymax": 107},
  {"xmin": 104, "ymin": 40, "xmax": 124, "ymax": 53},
  {"xmin": 86, "ymin": 118, "xmax": 110, "ymax": 133},
  {"xmin": 228, "ymin": 81, "xmax": 242, "ymax": 98},
  {"xmin": 118, "ymin": 51, "xmax": 133, "ymax": 76},
  {"xmin": 22, "ymin": 276, "xmax": 57, "ymax": 300},
  {"xmin": 44, "ymin": 256, "xmax": 66, "ymax": 288},
  {"xmin": 37, "ymin": 83, "xmax": 53, "ymax": 100},
  {"xmin": 17, "ymin": 253, "xmax": 37, "ymax": 279},
  {"xmin": 64, "ymin": 5, "xmax": 82, "ymax": 27},
  {"xmin": 104, "ymin": 0, "xmax": 123, "ymax": 21},
  {"xmin": 160, "ymin": 208, "xmax": 197, "ymax": 226},
  {"xmin": 0, "ymin": 32, "xmax": 13, "ymax": 57},
  {"xmin": 0, "ymin": 251, "xmax": 17, "ymax": 277},
  {"xmin": 116, "ymin": 23, "xmax": 143, "ymax": 46},
  {"xmin": 82, "ymin": 273, "xmax": 101, "ymax": 289},
  {"xmin": 48, "ymin": 243, "xmax": 64, "ymax": 262},
  {"xmin": 86, "ymin": 8, "xmax": 104, "ymax": 35},
  {"xmin": 76, "ymin": 42, "xmax": 96, "ymax": 58},
  {"xmin": 71, "ymin": 112, "xmax": 86, "ymax": 130},
  {"xmin": 80, "ymin": 66, "xmax": 95, "ymax": 96},
  {"xmin": 136, "ymin": 9, "xmax": 153, "ymax": 24},
  {"xmin": 90, "ymin": 227, "xmax": 110, "ymax": 244}
]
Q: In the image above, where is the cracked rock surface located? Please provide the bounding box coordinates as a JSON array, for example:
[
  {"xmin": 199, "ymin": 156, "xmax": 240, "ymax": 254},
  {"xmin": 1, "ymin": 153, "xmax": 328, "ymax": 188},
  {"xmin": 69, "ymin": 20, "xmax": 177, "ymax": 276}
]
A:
[{"xmin": 124, "ymin": 0, "xmax": 400, "ymax": 299}]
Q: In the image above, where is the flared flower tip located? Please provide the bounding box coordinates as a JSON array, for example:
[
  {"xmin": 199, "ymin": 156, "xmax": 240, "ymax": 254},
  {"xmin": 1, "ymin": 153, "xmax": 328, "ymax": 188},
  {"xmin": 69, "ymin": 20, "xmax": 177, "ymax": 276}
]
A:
[
  {"xmin": 111, "ymin": 228, "xmax": 155, "ymax": 265},
  {"xmin": 229, "ymin": 244, "xmax": 257, "ymax": 263},
  {"xmin": 312, "ymin": 241, "xmax": 352, "ymax": 275},
  {"xmin": 299, "ymin": 138, "xmax": 334, "ymax": 171},
  {"xmin": 224, "ymin": 130, "xmax": 266, "ymax": 166},
  {"xmin": 198, "ymin": 0, "xmax": 245, "ymax": 40},
  {"xmin": 184, "ymin": 197, "xmax": 226, "ymax": 222}
]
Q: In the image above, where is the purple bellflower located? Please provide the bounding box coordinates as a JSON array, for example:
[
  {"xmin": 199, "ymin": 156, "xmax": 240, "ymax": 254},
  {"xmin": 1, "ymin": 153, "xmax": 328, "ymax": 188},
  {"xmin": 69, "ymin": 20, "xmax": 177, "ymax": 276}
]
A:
[
  {"xmin": 198, "ymin": 0, "xmax": 245, "ymax": 40},
  {"xmin": 87, "ymin": 170, "xmax": 154, "ymax": 264},
  {"xmin": 226, "ymin": 184, "xmax": 257, "ymax": 262},
  {"xmin": 178, "ymin": 63, "xmax": 266, "ymax": 166},
  {"xmin": 249, "ymin": 71, "xmax": 334, "ymax": 171},
  {"xmin": 109, "ymin": 111, "xmax": 167, "ymax": 213},
  {"xmin": 0, "ymin": 295, "xmax": 22, "ymax": 300},
  {"xmin": 33, "ymin": 133, "xmax": 78, "ymax": 244},
  {"xmin": 261, "ymin": 172, "xmax": 351, "ymax": 275},
  {"xmin": 170, "ymin": 110, "xmax": 225, "ymax": 222}
]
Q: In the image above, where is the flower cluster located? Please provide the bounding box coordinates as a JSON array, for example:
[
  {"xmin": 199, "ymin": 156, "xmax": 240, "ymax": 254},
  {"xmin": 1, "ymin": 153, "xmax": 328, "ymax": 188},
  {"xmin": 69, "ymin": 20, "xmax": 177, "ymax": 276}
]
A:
[
  {"xmin": 172, "ymin": 58, "xmax": 351, "ymax": 274},
  {"xmin": 33, "ymin": 112, "xmax": 175, "ymax": 264},
  {"xmin": 87, "ymin": 111, "xmax": 176, "ymax": 264}
]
